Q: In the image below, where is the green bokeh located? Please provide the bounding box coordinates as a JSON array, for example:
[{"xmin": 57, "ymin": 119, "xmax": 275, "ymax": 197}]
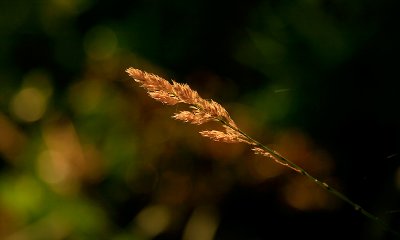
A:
[{"xmin": 0, "ymin": 0, "xmax": 399, "ymax": 239}]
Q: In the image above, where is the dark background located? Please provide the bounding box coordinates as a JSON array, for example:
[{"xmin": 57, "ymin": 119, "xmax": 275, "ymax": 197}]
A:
[{"xmin": 0, "ymin": 0, "xmax": 399, "ymax": 239}]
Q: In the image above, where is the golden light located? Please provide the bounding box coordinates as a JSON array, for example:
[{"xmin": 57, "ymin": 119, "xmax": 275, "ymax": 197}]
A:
[
  {"xmin": 10, "ymin": 87, "xmax": 47, "ymax": 122},
  {"xmin": 39, "ymin": 119, "xmax": 90, "ymax": 194},
  {"xmin": 183, "ymin": 206, "xmax": 219, "ymax": 240},
  {"xmin": 135, "ymin": 204, "xmax": 171, "ymax": 237},
  {"xmin": 37, "ymin": 150, "xmax": 71, "ymax": 185}
]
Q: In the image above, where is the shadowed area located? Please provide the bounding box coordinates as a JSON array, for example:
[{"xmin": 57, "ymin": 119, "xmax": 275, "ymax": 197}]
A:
[{"xmin": 0, "ymin": 0, "xmax": 399, "ymax": 239}]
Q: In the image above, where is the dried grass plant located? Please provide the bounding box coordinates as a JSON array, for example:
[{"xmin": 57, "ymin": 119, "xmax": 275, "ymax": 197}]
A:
[{"xmin": 126, "ymin": 67, "xmax": 399, "ymax": 237}]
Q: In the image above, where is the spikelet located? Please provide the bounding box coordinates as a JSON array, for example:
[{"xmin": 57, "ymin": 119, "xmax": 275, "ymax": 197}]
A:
[
  {"xmin": 199, "ymin": 130, "xmax": 239, "ymax": 143},
  {"xmin": 171, "ymin": 81, "xmax": 201, "ymax": 105},
  {"xmin": 148, "ymin": 91, "xmax": 179, "ymax": 105},
  {"xmin": 126, "ymin": 67, "xmax": 174, "ymax": 93},
  {"xmin": 252, "ymin": 147, "xmax": 273, "ymax": 158},
  {"xmin": 126, "ymin": 67, "xmax": 237, "ymax": 127},
  {"xmin": 252, "ymin": 147, "xmax": 300, "ymax": 173},
  {"xmin": 172, "ymin": 110, "xmax": 213, "ymax": 125}
]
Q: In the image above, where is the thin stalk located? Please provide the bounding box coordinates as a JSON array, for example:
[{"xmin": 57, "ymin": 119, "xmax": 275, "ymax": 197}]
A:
[
  {"xmin": 127, "ymin": 67, "xmax": 399, "ymax": 237},
  {"xmin": 221, "ymin": 120, "xmax": 400, "ymax": 238}
]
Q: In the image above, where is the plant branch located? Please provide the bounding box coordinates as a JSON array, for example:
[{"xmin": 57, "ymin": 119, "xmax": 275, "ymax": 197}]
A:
[
  {"xmin": 221, "ymin": 119, "xmax": 400, "ymax": 238},
  {"xmin": 126, "ymin": 67, "xmax": 400, "ymax": 238}
]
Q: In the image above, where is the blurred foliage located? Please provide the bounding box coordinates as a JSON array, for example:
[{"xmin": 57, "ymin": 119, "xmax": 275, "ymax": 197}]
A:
[{"xmin": 1, "ymin": 0, "xmax": 400, "ymax": 239}]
